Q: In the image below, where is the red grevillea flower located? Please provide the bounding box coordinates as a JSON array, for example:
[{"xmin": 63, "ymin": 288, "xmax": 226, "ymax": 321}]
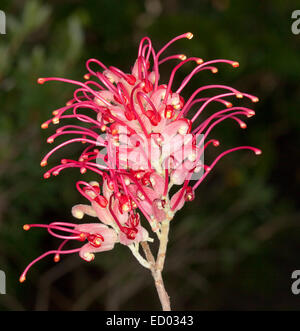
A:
[{"xmin": 20, "ymin": 32, "xmax": 261, "ymax": 292}]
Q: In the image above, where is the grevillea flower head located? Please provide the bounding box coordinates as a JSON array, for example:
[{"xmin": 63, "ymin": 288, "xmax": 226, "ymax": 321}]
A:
[{"xmin": 20, "ymin": 32, "xmax": 261, "ymax": 289}]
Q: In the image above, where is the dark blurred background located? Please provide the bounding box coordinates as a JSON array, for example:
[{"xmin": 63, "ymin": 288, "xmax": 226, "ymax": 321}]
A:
[{"xmin": 0, "ymin": 0, "xmax": 299, "ymax": 311}]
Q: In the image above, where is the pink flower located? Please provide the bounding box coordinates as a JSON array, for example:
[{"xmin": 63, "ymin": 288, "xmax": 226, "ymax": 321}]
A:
[
  {"xmin": 21, "ymin": 32, "xmax": 261, "ymax": 282},
  {"xmin": 20, "ymin": 222, "xmax": 117, "ymax": 282}
]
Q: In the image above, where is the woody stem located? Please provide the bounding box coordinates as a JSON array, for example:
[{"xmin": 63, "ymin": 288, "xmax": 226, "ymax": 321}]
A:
[{"xmin": 141, "ymin": 219, "xmax": 171, "ymax": 311}]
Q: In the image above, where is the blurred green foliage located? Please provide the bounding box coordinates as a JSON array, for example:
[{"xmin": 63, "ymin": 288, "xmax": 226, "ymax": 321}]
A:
[{"xmin": 0, "ymin": 0, "xmax": 299, "ymax": 310}]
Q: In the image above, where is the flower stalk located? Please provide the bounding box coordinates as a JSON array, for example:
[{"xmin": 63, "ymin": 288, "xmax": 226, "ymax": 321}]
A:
[{"xmin": 141, "ymin": 222, "xmax": 171, "ymax": 311}]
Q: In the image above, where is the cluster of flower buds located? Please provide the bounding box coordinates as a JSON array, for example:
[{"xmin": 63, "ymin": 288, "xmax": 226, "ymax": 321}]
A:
[{"xmin": 20, "ymin": 32, "xmax": 261, "ymax": 282}]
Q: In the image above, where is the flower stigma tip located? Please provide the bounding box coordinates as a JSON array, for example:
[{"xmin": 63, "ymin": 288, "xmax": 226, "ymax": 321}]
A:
[
  {"xmin": 37, "ymin": 78, "xmax": 45, "ymax": 84},
  {"xmin": 54, "ymin": 254, "xmax": 60, "ymax": 262},
  {"xmin": 19, "ymin": 275, "xmax": 26, "ymax": 283},
  {"xmin": 186, "ymin": 32, "xmax": 193, "ymax": 39}
]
